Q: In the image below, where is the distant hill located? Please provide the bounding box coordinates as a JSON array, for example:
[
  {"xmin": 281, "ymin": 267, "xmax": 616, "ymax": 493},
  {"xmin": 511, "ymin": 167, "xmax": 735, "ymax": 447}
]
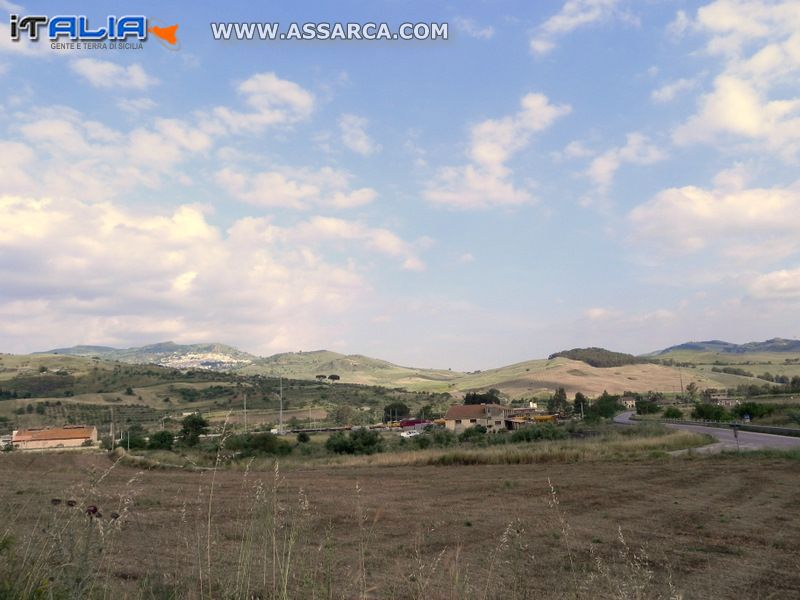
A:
[
  {"xmin": 654, "ymin": 338, "xmax": 800, "ymax": 355},
  {"xmin": 37, "ymin": 341, "xmax": 256, "ymax": 371},
  {"xmin": 548, "ymin": 347, "xmax": 650, "ymax": 368},
  {"xmin": 27, "ymin": 337, "xmax": 800, "ymax": 399},
  {"xmin": 238, "ymin": 350, "xmax": 462, "ymax": 388}
]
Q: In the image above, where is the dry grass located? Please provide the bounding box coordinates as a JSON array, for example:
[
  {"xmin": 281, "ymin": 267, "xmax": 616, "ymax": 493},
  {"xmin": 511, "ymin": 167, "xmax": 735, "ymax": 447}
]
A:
[{"xmin": 2, "ymin": 450, "xmax": 800, "ymax": 598}]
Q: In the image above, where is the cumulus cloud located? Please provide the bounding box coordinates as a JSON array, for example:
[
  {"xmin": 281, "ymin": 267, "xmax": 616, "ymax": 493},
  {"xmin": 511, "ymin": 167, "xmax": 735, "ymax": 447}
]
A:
[
  {"xmin": 338, "ymin": 113, "xmax": 380, "ymax": 155},
  {"xmin": 628, "ymin": 176, "xmax": 800, "ymax": 262},
  {"xmin": 651, "ymin": 77, "xmax": 699, "ymax": 103},
  {"xmin": 0, "ymin": 195, "xmax": 422, "ymax": 352},
  {"xmin": 425, "ymin": 93, "xmax": 571, "ymax": 209},
  {"xmin": 749, "ymin": 267, "xmax": 800, "ymax": 300},
  {"xmin": 4, "ymin": 108, "xmax": 214, "ymax": 201},
  {"xmin": 672, "ymin": 0, "xmax": 800, "ymax": 159},
  {"xmin": 216, "ymin": 166, "xmax": 377, "ymax": 210},
  {"xmin": 209, "ymin": 72, "xmax": 314, "ymax": 133},
  {"xmin": 587, "ymin": 132, "xmax": 665, "ymax": 192},
  {"xmin": 70, "ymin": 59, "xmax": 158, "ymax": 90},
  {"xmin": 530, "ymin": 0, "xmax": 636, "ymax": 55}
]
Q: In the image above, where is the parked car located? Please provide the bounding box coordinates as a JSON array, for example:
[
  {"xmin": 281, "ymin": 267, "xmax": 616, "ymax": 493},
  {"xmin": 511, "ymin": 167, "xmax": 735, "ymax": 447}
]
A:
[{"xmin": 400, "ymin": 430, "xmax": 420, "ymax": 438}]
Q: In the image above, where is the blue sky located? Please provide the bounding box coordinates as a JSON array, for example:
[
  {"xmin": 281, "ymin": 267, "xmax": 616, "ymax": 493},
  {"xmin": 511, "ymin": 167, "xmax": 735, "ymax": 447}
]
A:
[{"xmin": 1, "ymin": 0, "xmax": 799, "ymax": 369}]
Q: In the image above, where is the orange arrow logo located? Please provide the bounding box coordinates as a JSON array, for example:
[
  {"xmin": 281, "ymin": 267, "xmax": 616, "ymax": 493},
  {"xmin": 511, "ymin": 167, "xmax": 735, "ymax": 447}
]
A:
[{"xmin": 149, "ymin": 24, "xmax": 178, "ymax": 45}]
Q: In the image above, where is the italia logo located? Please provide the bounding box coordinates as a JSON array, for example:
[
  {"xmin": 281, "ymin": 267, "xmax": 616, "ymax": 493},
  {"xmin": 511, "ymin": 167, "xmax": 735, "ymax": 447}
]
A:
[{"xmin": 9, "ymin": 15, "xmax": 179, "ymax": 48}]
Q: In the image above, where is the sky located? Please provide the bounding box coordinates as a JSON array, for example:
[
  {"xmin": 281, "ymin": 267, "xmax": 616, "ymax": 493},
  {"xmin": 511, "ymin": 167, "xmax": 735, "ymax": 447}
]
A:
[{"xmin": 0, "ymin": 0, "xmax": 799, "ymax": 370}]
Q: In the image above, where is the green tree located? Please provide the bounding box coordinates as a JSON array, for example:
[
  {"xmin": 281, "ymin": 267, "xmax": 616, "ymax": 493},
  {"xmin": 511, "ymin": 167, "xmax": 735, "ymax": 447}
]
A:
[
  {"xmin": 662, "ymin": 407, "xmax": 682, "ymax": 419},
  {"xmin": 573, "ymin": 392, "xmax": 589, "ymax": 417},
  {"xmin": 691, "ymin": 403, "xmax": 731, "ymax": 421},
  {"xmin": 585, "ymin": 391, "xmax": 623, "ymax": 421},
  {"xmin": 547, "ymin": 388, "xmax": 568, "ymax": 414},
  {"xmin": 180, "ymin": 413, "xmax": 208, "ymax": 446},
  {"xmin": 464, "ymin": 390, "xmax": 500, "ymax": 405},
  {"xmin": 148, "ymin": 430, "xmax": 174, "ymax": 450},
  {"xmin": 685, "ymin": 382, "xmax": 698, "ymax": 401},
  {"xmin": 124, "ymin": 424, "xmax": 147, "ymax": 449}
]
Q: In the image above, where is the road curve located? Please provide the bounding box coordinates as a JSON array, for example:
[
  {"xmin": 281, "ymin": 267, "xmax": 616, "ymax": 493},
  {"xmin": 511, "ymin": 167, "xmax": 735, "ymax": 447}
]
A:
[{"xmin": 614, "ymin": 411, "xmax": 800, "ymax": 453}]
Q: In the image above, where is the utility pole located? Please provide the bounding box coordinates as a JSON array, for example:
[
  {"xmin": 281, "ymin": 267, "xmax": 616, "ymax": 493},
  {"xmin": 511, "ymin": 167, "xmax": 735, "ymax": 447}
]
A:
[
  {"xmin": 243, "ymin": 392, "xmax": 247, "ymax": 434},
  {"xmin": 110, "ymin": 407, "xmax": 115, "ymax": 450}
]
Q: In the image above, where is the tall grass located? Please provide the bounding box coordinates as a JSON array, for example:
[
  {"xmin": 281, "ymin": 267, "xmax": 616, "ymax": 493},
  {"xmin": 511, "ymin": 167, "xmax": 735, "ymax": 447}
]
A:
[{"xmin": 0, "ymin": 427, "xmax": 709, "ymax": 599}]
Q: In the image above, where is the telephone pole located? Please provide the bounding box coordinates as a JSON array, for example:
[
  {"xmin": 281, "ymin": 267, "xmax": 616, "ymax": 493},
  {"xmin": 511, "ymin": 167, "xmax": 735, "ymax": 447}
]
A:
[
  {"xmin": 243, "ymin": 392, "xmax": 247, "ymax": 434},
  {"xmin": 279, "ymin": 377, "xmax": 283, "ymax": 434}
]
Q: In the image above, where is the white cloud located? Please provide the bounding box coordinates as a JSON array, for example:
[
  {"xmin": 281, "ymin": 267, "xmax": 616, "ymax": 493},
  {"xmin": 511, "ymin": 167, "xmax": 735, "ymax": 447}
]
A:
[
  {"xmin": 216, "ymin": 166, "xmax": 377, "ymax": 210},
  {"xmin": 651, "ymin": 77, "xmax": 699, "ymax": 103},
  {"xmin": 0, "ymin": 195, "xmax": 422, "ymax": 352},
  {"xmin": 557, "ymin": 140, "xmax": 594, "ymax": 160},
  {"xmin": 628, "ymin": 176, "xmax": 800, "ymax": 262},
  {"xmin": 749, "ymin": 267, "xmax": 800, "ymax": 300},
  {"xmin": 4, "ymin": 108, "xmax": 213, "ymax": 201},
  {"xmin": 70, "ymin": 59, "xmax": 158, "ymax": 90},
  {"xmin": 454, "ymin": 17, "xmax": 495, "ymax": 40},
  {"xmin": 425, "ymin": 93, "xmax": 571, "ymax": 209},
  {"xmin": 587, "ymin": 132, "xmax": 665, "ymax": 192},
  {"xmin": 667, "ymin": 10, "xmax": 691, "ymax": 38},
  {"xmin": 530, "ymin": 0, "xmax": 636, "ymax": 55},
  {"xmin": 338, "ymin": 113, "xmax": 380, "ymax": 155},
  {"xmin": 584, "ymin": 307, "xmax": 620, "ymax": 321},
  {"xmin": 673, "ymin": 0, "xmax": 800, "ymax": 160},
  {"xmin": 209, "ymin": 72, "xmax": 314, "ymax": 134},
  {"xmin": 117, "ymin": 97, "xmax": 157, "ymax": 113}
]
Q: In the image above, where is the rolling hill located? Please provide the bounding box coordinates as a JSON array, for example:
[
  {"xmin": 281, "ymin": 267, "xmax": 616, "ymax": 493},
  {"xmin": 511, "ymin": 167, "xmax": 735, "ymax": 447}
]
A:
[
  {"xmin": 25, "ymin": 337, "xmax": 800, "ymax": 399},
  {"xmin": 37, "ymin": 342, "xmax": 257, "ymax": 370}
]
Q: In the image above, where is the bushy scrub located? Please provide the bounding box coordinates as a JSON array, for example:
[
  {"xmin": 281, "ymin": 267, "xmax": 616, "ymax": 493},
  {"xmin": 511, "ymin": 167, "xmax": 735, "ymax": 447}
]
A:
[
  {"xmin": 325, "ymin": 428, "xmax": 383, "ymax": 455},
  {"xmin": 510, "ymin": 424, "xmax": 568, "ymax": 443},
  {"xmin": 458, "ymin": 425, "xmax": 487, "ymax": 443},
  {"xmin": 148, "ymin": 430, "xmax": 174, "ymax": 450},
  {"xmin": 662, "ymin": 407, "xmax": 682, "ymax": 419},
  {"xmin": 691, "ymin": 403, "xmax": 732, "ymax": 421},
  {"xmin": 226, "ymin": 432, "xmax": 292, "ymax": 457},
  {"xmin": 732, "ymin": 402, "xmax": 775, "ymax": 420}
]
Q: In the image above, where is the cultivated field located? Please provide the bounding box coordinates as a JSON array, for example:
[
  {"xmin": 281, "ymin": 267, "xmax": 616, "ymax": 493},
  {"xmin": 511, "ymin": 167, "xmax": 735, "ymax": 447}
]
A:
[{"xmin": 1, "ymin": 451, "xmax": 799, "ymax": 599}]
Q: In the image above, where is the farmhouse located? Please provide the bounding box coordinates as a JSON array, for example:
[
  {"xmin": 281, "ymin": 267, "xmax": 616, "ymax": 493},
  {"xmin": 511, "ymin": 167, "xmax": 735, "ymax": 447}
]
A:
[
  {"xmin": 620, "ymin": 396, "xmax": 637, "ymax": 410},
  {"xmin": 11, "ymin": 425, "xmax": 98, "ymax": 450},
  {"xmin": 703, "ymin": 390, "xmax": 741, "ymax": 407},
  {"xmin": 444, "ymin": 404, "xmax": 508, "ymax": 433}
]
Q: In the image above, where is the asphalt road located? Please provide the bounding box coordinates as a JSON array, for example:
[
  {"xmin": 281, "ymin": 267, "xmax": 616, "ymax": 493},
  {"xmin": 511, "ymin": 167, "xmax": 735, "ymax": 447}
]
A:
[{"xmin": 614, "ymin": 411, "xmax": 800, "ymax": 453}]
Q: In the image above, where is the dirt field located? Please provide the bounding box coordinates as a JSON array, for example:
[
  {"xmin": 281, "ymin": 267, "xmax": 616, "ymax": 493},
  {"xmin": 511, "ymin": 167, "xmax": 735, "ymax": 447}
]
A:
[{"xmin": 1, "ymin": 452, "xmax": 799, "ymax": 599}]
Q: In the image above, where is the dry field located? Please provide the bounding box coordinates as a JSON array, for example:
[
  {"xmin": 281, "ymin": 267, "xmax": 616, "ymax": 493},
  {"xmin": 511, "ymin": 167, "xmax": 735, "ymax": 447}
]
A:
[{"xmin": 1, "ymin": 451, "xmax": 799, "ymax": 599}]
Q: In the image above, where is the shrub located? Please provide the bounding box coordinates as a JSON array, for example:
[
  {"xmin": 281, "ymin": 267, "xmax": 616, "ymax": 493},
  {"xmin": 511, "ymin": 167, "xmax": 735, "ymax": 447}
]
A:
[
  {"xmin": 458, "ymin": 425, "xmax": 487, "ymax": 443},
  {"xmin": 662, "ymin": 407, "xmax": 682, "ymax": 419},
  {"xmin": 325, "ymin": 429, "xmax": 383, "ymax": 455},
  {"xmin": 226, "ymin": 432, "xmax": 291, "ymax": 457},
  {"xmin": 296, "ymin": 431, "xmax": 310, "ymax": 443},
  {"xmin": 148, "ymin": 430, "xmax": 174, "ymax": 451},
  {"xmin": 691, "ymin": 403, "xmax": 731, "ymax": 421},
  {"xmin": 732, "ymin": 402, "xmax": 774, "ymax": 420},
  {"xmin": 431, "ymin": 429, "xmax": 456, "ymax": 447},
  {"xmin": 510, "ymin": 424, "xmax": 568, "ymax": 443}
]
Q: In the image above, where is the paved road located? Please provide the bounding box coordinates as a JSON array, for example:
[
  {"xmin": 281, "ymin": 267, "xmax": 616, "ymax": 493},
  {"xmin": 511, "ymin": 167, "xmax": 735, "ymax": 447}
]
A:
[{"xmin": 614, "ymin": 411, "xmax": 800, "ymax": 453}]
